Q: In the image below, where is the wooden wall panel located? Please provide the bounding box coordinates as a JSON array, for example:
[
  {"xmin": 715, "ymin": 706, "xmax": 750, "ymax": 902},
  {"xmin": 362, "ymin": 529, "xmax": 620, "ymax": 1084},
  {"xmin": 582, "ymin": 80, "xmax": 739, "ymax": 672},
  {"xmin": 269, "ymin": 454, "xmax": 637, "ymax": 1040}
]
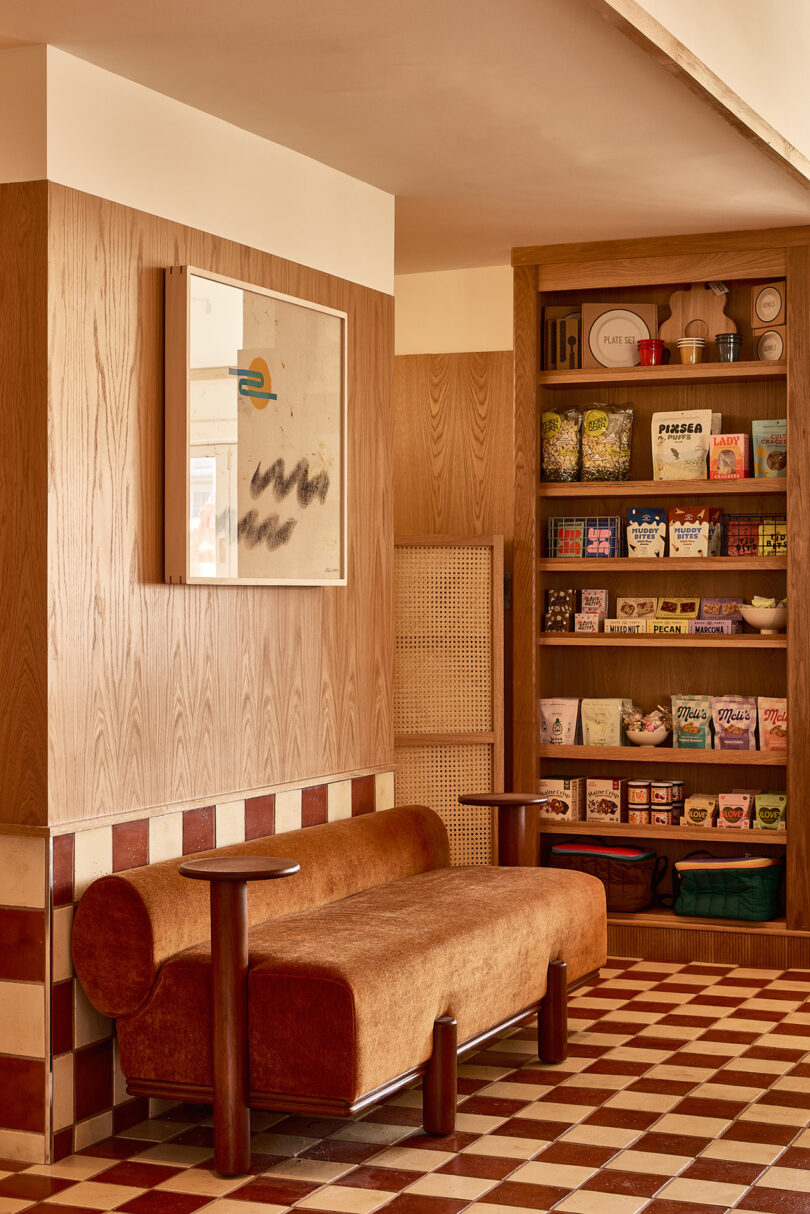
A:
[
  {"xmin": 45, "ymin": 184, "xmax": 393, "ymax": 825},
  {"xmin": 0, "ymin": 183, "xmax": 49, "ymax": 826},
  {"xmin": 393, "ymin": 352, "xmax": 514, "ymax": 555}
]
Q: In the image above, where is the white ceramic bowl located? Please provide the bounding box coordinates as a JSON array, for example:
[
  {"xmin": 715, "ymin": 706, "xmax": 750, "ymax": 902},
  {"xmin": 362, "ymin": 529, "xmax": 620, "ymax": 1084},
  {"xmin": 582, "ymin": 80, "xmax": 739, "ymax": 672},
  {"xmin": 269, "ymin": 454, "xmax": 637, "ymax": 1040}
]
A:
[
  {"xmin": 740, "ymin": 604, "xmax": 787, "ymax": 634},
  {"xmin": 626, "ymin": 725, "xmax": 670, "ymax": 747}
]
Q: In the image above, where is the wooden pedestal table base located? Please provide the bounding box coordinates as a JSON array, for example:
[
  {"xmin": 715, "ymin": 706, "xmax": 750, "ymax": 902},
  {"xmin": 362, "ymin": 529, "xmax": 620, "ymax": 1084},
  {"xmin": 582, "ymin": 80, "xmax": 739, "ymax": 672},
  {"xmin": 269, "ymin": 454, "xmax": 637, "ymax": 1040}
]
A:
[
  {"xmin": 459, "ymin": 792, "xmax": 547, "ymax": 866},
  {"xmin": 179, "ymin": 856, "xmax": 300, "ymax": 1177}
]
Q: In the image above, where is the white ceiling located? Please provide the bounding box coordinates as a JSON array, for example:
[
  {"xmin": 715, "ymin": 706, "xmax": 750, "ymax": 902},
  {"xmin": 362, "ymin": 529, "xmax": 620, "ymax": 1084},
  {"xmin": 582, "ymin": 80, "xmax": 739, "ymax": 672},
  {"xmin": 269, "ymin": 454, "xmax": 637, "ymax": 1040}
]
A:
[{"xmin": 1, "ymin": 0, "xmax": 809, "ymax": 272}]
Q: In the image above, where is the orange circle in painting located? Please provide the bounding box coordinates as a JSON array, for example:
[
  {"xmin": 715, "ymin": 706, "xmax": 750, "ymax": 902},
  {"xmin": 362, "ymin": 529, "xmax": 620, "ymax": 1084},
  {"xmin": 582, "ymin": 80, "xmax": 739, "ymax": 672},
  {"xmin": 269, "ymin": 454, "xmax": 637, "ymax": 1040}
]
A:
[{"xmin": 250, "ymin": 356, "xmax": 272, "ymax": 409}]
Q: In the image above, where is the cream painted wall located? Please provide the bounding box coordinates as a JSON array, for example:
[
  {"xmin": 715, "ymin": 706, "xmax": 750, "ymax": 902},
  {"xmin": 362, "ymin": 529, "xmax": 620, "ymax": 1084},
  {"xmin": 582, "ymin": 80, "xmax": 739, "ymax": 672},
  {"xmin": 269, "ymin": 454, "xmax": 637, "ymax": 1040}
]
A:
[
  {"xmin": 0, "ymin": 46, "xmax": 394, "ymax": 294},
  {"xmin": 394, "ymin": 266, "xmax": 513, "ymax": 354},
  {"xmin": 636, "ymin": 0, "xmax": 810, "ymax": 164}
]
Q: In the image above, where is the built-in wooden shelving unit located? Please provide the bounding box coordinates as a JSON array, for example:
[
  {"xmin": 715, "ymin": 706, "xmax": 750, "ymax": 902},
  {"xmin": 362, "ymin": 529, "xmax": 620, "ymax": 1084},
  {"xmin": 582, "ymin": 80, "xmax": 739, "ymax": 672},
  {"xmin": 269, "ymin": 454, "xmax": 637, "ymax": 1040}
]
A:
[
  {"xmin": 538, "ymin": 478, "xmax": 786, "ymax": 500},
  {"xmin": 537, "ymin": 360, "xmax": 785, "ymax": 389},
  {"xmin": 538, "ymin": 635, "xmax": 786, "ymax": 649}
]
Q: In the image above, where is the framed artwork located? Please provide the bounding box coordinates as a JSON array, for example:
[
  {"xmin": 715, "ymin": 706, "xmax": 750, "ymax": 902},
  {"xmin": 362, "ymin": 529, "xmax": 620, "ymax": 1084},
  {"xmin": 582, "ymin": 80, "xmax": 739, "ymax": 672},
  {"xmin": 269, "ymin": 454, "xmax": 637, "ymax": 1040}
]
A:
[{"xmin": 164, "ymin": 266, "xmax": 347, "ymax": 585}]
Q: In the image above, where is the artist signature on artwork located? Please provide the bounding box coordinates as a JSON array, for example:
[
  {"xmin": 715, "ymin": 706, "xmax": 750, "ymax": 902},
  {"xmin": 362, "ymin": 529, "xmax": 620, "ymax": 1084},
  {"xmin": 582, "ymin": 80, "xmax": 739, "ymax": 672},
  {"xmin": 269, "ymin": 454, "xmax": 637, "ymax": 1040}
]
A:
[{"xmin": 239, "ymin": 458, "xmax": 329, "ymax": 551}]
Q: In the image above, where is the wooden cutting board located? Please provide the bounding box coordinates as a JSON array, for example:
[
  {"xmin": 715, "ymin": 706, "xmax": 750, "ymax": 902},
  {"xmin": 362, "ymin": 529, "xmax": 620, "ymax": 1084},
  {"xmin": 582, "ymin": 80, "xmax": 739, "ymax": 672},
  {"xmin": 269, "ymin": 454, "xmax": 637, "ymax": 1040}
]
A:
[{"xmin": 659, "ymin": 284, "xmax": 738, "ymax": 343}]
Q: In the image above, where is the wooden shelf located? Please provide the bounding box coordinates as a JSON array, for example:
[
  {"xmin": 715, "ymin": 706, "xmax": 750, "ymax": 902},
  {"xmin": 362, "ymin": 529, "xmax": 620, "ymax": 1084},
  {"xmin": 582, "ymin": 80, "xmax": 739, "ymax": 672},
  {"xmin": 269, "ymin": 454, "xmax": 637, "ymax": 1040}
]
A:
[
  {"xmin": 537, "ymin": 556, "xmax": 787, "ymax": 572},
  {"xmin": 538, "ymin": 819, "xmax": 786, "ymax": 845},
  {"xmin": 538, "ymin": 634, "xmax": 786, "ymax": 649},
  {"xmin": 538, "ymin": 361, "xmax": 786, "ymax": 389},
  {"xmin": 607, "ymin": 907, "xmax": 791, "ymax": 935},
  {"xmin": 538, "ymin": 744, "xmax": 786, "ymax": 765},
  {"xmin": 538, "ymin": 478, "xmax": 786, "ymax": 499}
]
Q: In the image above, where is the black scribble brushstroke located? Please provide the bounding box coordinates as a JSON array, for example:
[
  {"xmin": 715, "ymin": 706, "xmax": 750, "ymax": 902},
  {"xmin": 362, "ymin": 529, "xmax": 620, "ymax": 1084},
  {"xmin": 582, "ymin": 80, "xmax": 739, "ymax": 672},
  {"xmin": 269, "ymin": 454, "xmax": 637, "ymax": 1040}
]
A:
[
  {"xmin": 250, "ymin": 458, "xmax": 329, "ymax": 507},
  {"xmin": 238, "ymin": 510, "xmax": 298, "ymax": 551}
]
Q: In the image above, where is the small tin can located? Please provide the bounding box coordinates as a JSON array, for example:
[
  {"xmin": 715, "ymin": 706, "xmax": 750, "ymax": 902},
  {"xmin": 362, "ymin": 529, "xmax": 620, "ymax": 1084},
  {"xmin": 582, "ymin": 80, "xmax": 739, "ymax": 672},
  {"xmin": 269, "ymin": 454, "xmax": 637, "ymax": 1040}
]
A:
[
  {"xmin": 651, "ymin": 809, "xmax": 673, "ymax": 826},
  {"xmin": 627, "ymin": 780, "xmax": 651, "ymax": 806},
  {"xmin": 670, "ymin": 781, "xmax": 685, "ymax": 802},
  {"xmin": 650, "ymin": 781, "xmax": 672, "ymax": 805},
  {"xmin": 671, "ymin": 801, "xmax": 684, "ymax": 818},
  {"xmin": 627, "ymin": 808, "xmax": 651, "ymax": 825}
]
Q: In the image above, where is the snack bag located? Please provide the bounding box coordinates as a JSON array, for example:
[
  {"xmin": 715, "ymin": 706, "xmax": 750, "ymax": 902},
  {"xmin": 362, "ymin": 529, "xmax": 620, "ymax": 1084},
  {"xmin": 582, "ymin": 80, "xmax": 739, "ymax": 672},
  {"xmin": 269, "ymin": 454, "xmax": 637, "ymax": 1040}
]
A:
[
  {"xmin": 712, "ymin": 695, "xmax": 757, "ymax": 750},
  {"xmin": 652, "ymin": 410, "xmax": 712, "ymax": 480},
  {"xmin": 581, "ymin": 406, "xmax": 633, "ymax": 482},
  {"xmin": 683, "ymin": 794, "xmax": 718, "ymax": 827},
  {"xmin": 717, "ymin": 793, "xmax": 753, "ymax": 828},
  {"xmin": 580, "ymin": 698, "xmax": 628, "ymax": 746},
  {"xmin": 539, "ymin": 699, "xmax": 580, "ymax": 746},
  {"xmin": 754, "ymin": 792, "xmax": 786, "ymax": 829},
  {"xmin": 752, "ymin": 419, "xmax": 787, "ymax": 478},
  {"xmin": 672, "ymin": 694, "xmax": 712, "ymax": 749},
  {"xmin": 541, "ymin": 409, "xmax": 581, "ymax": 482},
  {"xmin": 758, "ymin": 697, "xmax": 787, "ymax": 751}
]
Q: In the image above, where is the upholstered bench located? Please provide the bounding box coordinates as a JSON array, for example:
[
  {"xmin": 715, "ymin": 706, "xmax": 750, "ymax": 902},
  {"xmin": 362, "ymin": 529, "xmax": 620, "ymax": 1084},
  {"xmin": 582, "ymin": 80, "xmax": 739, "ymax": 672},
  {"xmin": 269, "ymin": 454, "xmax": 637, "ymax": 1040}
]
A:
[{"xmin": 73, "ymin": 806, "xmax": 606, "ymax": 1172}]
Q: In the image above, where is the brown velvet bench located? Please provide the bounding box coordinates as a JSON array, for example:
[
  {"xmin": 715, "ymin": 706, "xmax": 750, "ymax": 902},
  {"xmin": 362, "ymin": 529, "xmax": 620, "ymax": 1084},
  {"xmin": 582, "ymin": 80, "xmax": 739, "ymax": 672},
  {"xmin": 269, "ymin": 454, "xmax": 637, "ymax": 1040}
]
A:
[{"xmin": 72, "ymin": 806, "xmax": 606, "ymax": 1175}]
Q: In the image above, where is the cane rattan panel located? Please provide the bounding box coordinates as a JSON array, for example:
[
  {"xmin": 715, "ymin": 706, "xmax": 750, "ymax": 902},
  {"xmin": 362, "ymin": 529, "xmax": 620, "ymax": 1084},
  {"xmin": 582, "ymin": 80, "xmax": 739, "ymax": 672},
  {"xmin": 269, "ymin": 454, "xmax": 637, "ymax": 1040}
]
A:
[{"xmin": 394, "ymin": 742, "xmax": 493, "ymax": 865}]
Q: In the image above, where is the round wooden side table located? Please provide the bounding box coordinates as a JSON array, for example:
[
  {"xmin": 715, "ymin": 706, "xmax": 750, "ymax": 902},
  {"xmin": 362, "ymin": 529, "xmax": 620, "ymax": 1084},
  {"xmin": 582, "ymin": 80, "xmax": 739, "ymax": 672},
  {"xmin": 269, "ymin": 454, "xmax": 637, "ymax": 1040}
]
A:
[
  {"xmin": 179, "ymin": 856, "xmax": 300, "ymax": 1176},
  {"xmin": 458, "ymin": 793, "xmax": 547, "ymax": 866}
]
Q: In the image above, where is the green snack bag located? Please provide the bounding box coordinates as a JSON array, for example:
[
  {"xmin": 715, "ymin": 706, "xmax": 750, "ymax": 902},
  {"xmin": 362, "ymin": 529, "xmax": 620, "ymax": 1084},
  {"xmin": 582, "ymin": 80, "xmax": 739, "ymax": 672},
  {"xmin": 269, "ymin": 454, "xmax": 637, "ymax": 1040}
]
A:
[{"xmin": 754, "ymin": 792, "xmax": 786, "ymax": 830}]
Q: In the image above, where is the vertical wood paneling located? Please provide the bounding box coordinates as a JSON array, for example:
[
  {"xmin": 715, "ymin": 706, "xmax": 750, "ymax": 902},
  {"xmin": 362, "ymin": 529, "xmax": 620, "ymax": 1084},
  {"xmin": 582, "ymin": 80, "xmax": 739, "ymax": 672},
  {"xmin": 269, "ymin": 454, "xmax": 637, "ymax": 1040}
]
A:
[
  {"xmin": 0, "ymin": 183, "xmax": 49, "ymax": 826},
  {"xmin": 786, "ymin": 244, "xmax": 810, "ymax": 930},
  {"xmin": 511, "ymin": 267, "xmax": 538, "ymax": 792},
  {"xmin": 44, "ymin": 184, "xmax": 393, "ymax": 826}
]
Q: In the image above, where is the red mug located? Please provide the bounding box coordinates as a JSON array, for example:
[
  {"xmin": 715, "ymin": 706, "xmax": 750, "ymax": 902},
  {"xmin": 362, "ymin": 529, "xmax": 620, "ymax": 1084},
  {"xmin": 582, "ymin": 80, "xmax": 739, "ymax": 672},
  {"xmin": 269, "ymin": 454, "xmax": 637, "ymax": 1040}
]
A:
[{"xmin": 637, "ymin": 338, "xmax": 664, "ymax": 366}]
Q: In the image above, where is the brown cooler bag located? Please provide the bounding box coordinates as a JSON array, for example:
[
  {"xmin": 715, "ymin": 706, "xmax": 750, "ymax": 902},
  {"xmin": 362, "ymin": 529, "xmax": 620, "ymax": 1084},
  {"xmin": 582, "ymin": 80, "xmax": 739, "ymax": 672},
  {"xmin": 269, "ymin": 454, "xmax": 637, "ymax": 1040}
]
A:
[{"xmin": 549, "ymin": 840, "xmax": 667, "ymax": 912}]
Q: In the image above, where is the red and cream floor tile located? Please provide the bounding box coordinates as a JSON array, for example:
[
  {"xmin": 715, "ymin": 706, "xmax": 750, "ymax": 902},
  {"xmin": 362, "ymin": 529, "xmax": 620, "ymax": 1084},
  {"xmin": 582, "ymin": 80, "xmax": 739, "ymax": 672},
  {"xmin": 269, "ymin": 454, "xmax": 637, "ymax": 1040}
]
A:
[{"xmin": 6, "ymin": 960, "xmax": 810, "ymax": 1211}]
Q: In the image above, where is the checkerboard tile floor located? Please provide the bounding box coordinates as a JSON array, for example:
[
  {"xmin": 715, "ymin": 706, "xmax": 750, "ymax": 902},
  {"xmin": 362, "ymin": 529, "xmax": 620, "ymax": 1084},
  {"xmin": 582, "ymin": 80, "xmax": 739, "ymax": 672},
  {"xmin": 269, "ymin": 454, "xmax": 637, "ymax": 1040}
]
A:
[{"xmin": 4, "ymin": 959, "xmax": 810, "ymax": 1214}]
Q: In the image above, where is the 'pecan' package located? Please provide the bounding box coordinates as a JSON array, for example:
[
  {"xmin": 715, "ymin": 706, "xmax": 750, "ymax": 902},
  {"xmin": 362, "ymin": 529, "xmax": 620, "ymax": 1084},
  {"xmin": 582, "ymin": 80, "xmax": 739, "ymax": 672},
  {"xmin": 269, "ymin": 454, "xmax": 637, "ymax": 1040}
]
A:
[
  {"xmin": 758, "ymin": 697, "xmax": 787, "ymax": 751},
  {"xmin": 672, "ymin": 694, "xmax": 713, "ymax": 749},
  {"xmin": 539, "ymin": 698, "xmax": 580, "ymax": 746},
  {"xmin": 581, "ymin": 406, "xmax": 633, "ymax": 481},
  {"xmin": 669, "ymin": 507, "xmax": 709, "ymax": 557},
  {"xmin": 652, "ymin": 409, "xmax": 712, "ymax": 480},
  {"xmin": 712, "ymin": 695, "xmax": 757, "ymax": 750}
]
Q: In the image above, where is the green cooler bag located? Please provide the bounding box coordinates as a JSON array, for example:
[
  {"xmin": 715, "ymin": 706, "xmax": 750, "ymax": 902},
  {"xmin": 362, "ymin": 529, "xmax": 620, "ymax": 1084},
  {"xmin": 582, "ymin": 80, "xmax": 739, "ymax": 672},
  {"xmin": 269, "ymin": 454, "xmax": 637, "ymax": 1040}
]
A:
[{"xmin": 674, "ymin": 855, "xmax": 783, "ymax": 921}]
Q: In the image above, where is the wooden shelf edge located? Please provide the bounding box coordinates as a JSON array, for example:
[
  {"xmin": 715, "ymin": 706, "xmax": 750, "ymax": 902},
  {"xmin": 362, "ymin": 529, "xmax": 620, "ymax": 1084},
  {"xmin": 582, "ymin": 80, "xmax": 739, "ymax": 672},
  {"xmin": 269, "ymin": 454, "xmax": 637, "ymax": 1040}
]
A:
[
  {"xmin": 538, "ymin": 744, "xmax": 786, "ymax": 765},
  {"xmin": 538, "ymin": 478, "xmax": 786, "ymax": 499},
  {"xmin": 607, "ymin": 910, "xmax": 800, "ymax": 936},
  {"xmin": 537, "ymin": 557, "xmax": 787, "ymax": 572},
  {"xmin": 539, "ymin": 820, "xmax": 786, "ymax": 844},
  {"xmin": 538, "ymin": 634, "xmax": 786, "ymax": 649},
  {"xmin": 538, "ymin": 360, "xmax": 786, "ymax": 388}
]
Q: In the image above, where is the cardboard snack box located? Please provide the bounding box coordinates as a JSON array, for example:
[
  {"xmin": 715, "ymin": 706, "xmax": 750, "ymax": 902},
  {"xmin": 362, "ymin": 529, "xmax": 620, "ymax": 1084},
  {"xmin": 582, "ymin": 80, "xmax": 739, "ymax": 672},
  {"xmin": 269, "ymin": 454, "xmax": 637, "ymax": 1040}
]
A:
[
  {"xmin": 604, "ymin": 618, "xmax": 648, "ymax": 634},
  {"xmin": 538, "ymin": 778, "xmax": 585, "ymax": 821},
  {"xmin": 586, "ymin": 778, "xmax": 626, "ymax": 824}
]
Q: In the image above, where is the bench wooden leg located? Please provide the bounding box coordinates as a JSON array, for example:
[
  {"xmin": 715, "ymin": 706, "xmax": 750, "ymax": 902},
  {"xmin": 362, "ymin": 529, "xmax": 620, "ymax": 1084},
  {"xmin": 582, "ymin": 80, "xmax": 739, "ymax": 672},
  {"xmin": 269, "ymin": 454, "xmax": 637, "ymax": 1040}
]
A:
[
  {"xmin": 538, "ymin": 959, "xmax": 568, "ymax": 1064},
  {"xmin": 423, "ymin": 1016, "xmax": 457, "ymax": 1136}
]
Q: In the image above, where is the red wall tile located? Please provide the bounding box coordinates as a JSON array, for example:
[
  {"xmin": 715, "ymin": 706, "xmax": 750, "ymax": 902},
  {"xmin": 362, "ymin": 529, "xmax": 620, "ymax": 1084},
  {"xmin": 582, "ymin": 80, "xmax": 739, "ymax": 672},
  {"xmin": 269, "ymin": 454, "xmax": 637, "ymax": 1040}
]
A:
[
  {"xmin": 0, "ymin": 1057, "xmax": 45, "ymax": 1131},
  {"xmin": 182, "ymin": 807, "xmax": 215, "ymax": 855},
  {"xmin": 74, "ymin": 1039, "xmax": 113, "ymax": 1123},
  {"xmin": 0, "ymin": 908, "xmax": 45, "ymax": 982},
  {"xmin": 51, "ymin": 980, "xmax": 73, "ymax": 1057},
  {"xmin": 301, "ymin": 784, "xmax": 328, "ymax": 828},
  {"xmin": 52, "ymin": 835, "xmax": 74, "ymax": 907},
  {"xmin": 52, "ymin": 1127, "xmax": 73, "ymax": 1161},
  {"xmin": 351, "ymin": 775, "xmax": 375, "ymax": 816},
  {"xmin": 245, "ymin": 794, "xmax": 275, "ymax": 840},
  {"xmin": 113, "ymin": 820, "xmax": 148, "ymax": 872}
]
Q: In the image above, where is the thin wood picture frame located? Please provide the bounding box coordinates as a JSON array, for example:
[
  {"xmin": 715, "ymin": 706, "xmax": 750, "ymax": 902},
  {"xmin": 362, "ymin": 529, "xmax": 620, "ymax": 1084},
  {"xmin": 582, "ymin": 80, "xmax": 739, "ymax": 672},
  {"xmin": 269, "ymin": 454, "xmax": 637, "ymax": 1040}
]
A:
[{"xmin": 165, "ymin": 265, "xmax": 348, "ymax": 586}]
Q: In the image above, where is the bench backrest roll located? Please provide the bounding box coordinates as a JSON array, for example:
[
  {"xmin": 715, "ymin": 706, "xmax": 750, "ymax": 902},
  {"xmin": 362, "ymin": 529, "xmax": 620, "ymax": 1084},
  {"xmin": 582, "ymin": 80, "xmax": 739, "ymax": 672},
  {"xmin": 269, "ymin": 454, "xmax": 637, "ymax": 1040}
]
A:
[{"xmin": 72, "ymin": 804, "xmax": 449, "ymax": 1018}]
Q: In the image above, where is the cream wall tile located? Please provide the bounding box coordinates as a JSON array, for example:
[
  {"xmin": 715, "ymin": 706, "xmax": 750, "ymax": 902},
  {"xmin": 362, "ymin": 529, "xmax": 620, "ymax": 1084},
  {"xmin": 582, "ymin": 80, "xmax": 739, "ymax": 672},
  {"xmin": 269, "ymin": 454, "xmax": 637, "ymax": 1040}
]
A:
[
  {"xmin": 0, "ymin": 981, "xmax": 45, "ymax": 1057},
  {"xmin": 52, "ymin": 1051, "xmax": 74, "ymax": 1131},
  {"xmin": 327, "ymin": 780, "xmax": 352, "ymax": 822},
  {"xmin": 149, "ymin": 1097, "xmax": 176, "ymax": 1117},
  {"xmin": 148, "ymin": 812, "xmax": 183, "ymax": 863},
  {"xmin": 113, "ymin": 1039, "xmax": 128, "ymax": 1105},
  {"xmin": 74, "ymin": 980, "xmax": 113, "ymax": 1047},
  {"xmin": 52, "ymin": 906, "xmax": 74, "ymax": 983},
  {"xmin": 375, "ymin": 771, "xmax": 395, "ymax": 811},
  {"xmin": 0, "ymin": 836, "xmax": 46, "ymax": 907},
  {"xmin": 216, "ymin": 801, "xmax": 245, "ymax": 847},
  {"xmin": 275, "ymin": 789, "xmax": 302, "ymax": 833},
  {"xmin": 73, "ymin": 1110, "xmax": 112, "ymax": 1151},
  {"xmin": 73, "ymin": 826, "xmax": 113, "ymax": 898},
  {"xmin": 0, "ymin": 1129, "xmax": 47, "ymax": 1164}
]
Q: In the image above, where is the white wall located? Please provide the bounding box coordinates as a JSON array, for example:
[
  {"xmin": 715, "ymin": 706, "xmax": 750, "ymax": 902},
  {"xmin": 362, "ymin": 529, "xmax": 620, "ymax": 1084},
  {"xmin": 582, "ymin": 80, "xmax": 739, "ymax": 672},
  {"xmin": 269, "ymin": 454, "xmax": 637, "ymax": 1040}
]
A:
[
  {"xmin": 0, "ymin": 46, "xmax": 394, "ymax": 294},
  {"xmin": 395, "ymin": 266, "xmax": 513, "ymax": 354},
  {"xmin": 635, "ymin": 0, "xmax": 810, "ymax": 165}
]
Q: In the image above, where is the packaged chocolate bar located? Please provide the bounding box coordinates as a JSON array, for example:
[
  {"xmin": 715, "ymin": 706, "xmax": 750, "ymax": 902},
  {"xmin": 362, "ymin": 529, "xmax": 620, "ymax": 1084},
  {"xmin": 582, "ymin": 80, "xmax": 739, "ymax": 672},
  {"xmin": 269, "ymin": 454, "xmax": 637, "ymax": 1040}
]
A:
[
  {"xmin": 548, "ymin": 518, "xmax": 585, "ymax": 558},
  {"xmin": 710, "ymin": 434, "xmax": 750, "ymax": 480},
  {"xmin": 672, "ymin": 694, "xmax": 713, "ymax": 749},
  {"xmin": 669, "ymin": 507, "xmax": 709, "ymax": 558},
  {"xmin": 683, "ymin": 794, "xmax": 718, "ymax": 827},
  {"xmin": 648, "ymin": 619, "xmax": 689, "ymax": 635},
  {"xmin": 539, "ymin": 698, "xmax": 580, "ymax": 745},
  {"xmin": 616, "ymin": 596, "xmax": 657, "ymax": 618},
  {"xmin": 538, "ymin": 778, "xmax": 585, "ymax": 821},
  {"xmin": 726, "ymin": 516, "xmax": 760, "ymax": 556},
  {"xmin": 586, "ymin": 778, "xmax": 625, "ymax": 824},
  {"xmin": 544, "ymin": 612, "xmax": 572, "ymax": 633},
  {"xmin": 759, "ymin": 517, "xmax": 787, "ymax": 557},
  {"xmin": 754, "ymin": 792, "xmax": 786, "ymax": 830},
  {"xmin": 712, "ymin": 695, "xmax": 757, "ymax": 750},
  {"xmin": 574, "ymin": 613, "xmax": 603, "ymax": 633},
  {"xmin": 758, "ymin": 697, "xmax": 787, "ymax": 751},
  {"xmin": 752, "ymin": 419, "xmax": 787, "ymax": 478},
  {"xmin": 581, "ymin": 589, "xmax": 609, "ymax": 614},
  {"xmin": 717, "ymin": 792, "xmax": 753, "ymax": 829},
  {"xmin": 626, "ymin": 507, "xmax": 667, "ymax": 558},
  {"xmin": 585, "ymin": 516, "xmax": 622, "ymax": 558},
  {"xmin": 604, "ymin": 618, "xmax": 647, "ymax": 634},
  {"xmin": 652, "ymin": 409, "xmax": 712, "ymax": 480},
  {"xmin": 656, "ymin": 597, "xmax": 700, "ymax": 619},
  {"xmin": 700, "ymin": 596, "xmax": 743, "ymax": 622},
  {"xmin": 547, "ymin": 589, "xmax": 576, "ymax": 612}
]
